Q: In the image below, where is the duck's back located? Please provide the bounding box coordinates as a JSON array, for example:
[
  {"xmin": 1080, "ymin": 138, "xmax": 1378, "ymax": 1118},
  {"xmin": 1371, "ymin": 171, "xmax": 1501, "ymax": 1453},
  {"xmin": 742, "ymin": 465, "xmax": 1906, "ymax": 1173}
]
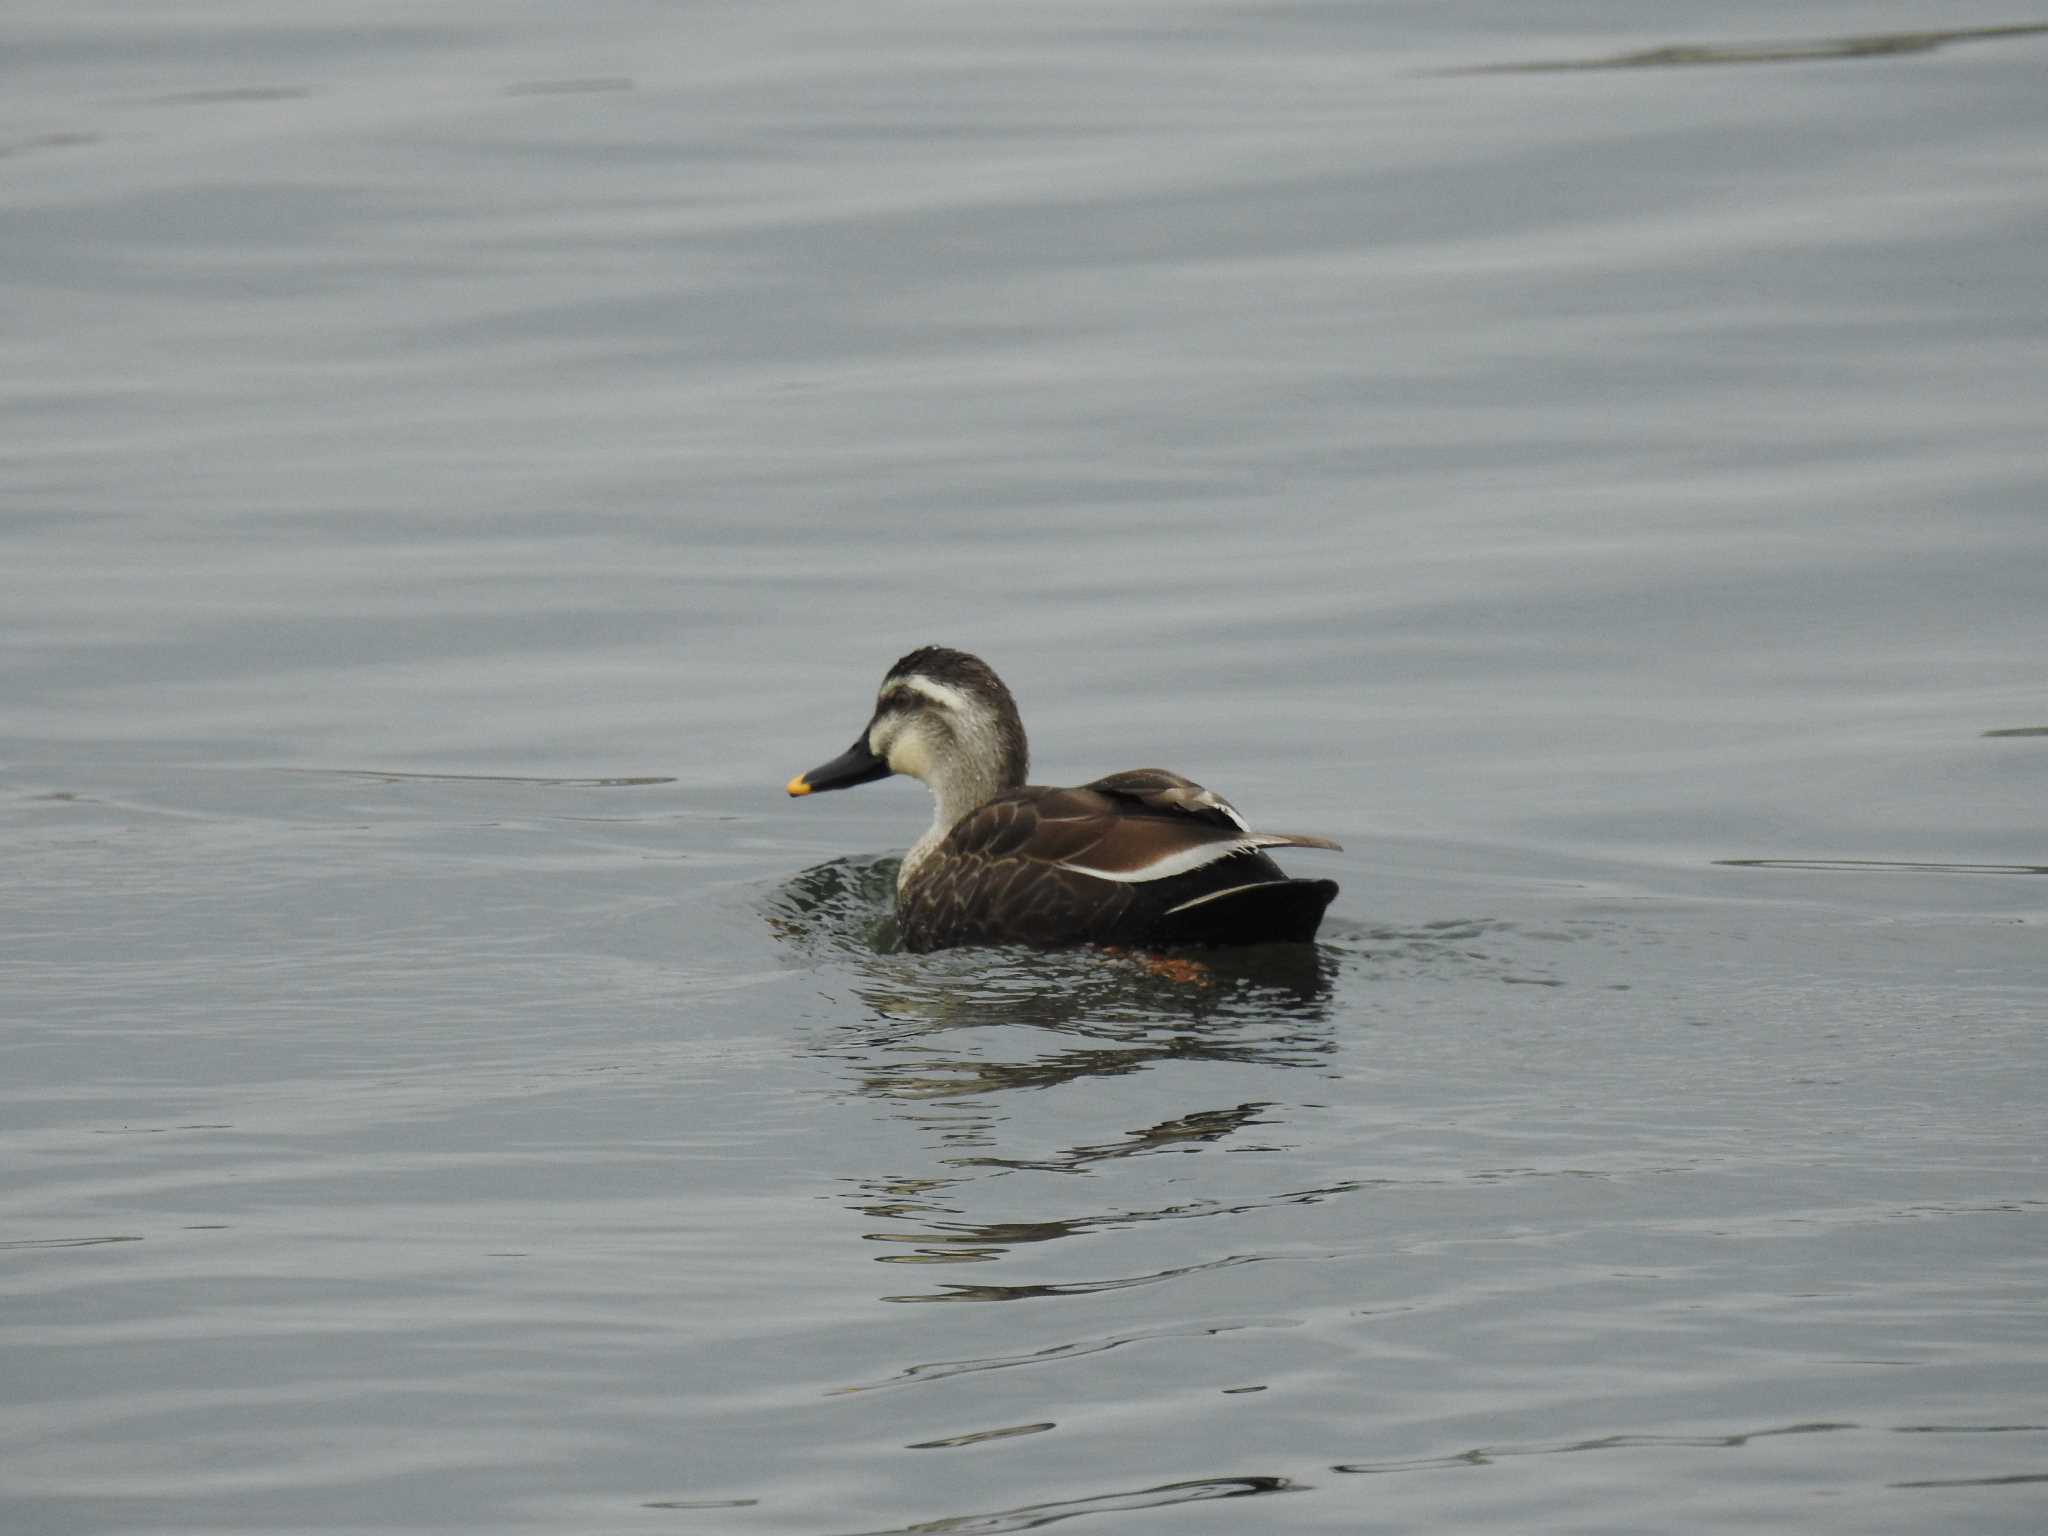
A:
[{"xmin": 895, "ymin": 775, "xmax": 1338, "ymax": 952}]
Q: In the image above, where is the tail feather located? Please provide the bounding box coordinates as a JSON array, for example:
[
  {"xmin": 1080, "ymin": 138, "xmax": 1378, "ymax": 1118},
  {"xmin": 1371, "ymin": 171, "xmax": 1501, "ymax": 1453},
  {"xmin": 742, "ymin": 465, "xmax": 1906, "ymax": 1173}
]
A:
[
  {"xmin": 1153, "ymin": 877, "xmax": 1338, "ymax": 946},
  {"xmin": 1247, "ymin": 832, "xmax": 1343, "ymax": 853}
]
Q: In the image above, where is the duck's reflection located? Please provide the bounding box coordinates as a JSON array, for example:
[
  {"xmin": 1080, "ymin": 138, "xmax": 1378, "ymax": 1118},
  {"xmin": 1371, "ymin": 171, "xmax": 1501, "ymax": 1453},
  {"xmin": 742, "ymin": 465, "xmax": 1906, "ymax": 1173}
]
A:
[{"xmin": 767, "ymin": 857, "xmax": 1342, "ymax": 1292}]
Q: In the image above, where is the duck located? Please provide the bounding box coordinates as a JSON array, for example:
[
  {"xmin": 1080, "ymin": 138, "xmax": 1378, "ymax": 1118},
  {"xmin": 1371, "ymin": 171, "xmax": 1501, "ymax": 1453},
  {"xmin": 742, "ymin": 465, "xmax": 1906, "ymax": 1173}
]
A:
[{"xmin": 785, "ymin": 646, "xmax": 1341, "ymax": 952}]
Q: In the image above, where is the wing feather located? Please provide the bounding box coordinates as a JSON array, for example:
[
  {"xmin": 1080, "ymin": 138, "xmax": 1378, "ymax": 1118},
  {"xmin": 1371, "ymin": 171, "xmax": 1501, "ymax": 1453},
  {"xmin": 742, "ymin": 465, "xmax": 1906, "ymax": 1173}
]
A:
[
  {"xmin": 897, "ymin": 774, "xmax": 1339, "ymax": 949},
  {"xmin": 1086, "ymin": 768, "xmax": 1249, "ymax": 831},
  {"xmin": 937, "ymin": 779, "xmax": 1339, "ymax": 886}
]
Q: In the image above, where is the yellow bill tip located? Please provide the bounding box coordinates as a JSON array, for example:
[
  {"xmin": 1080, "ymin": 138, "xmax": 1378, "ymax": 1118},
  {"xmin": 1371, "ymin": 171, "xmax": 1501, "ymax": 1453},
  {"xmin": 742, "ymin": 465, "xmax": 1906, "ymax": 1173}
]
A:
[{"xmin": 785, "ymin": 775, "xmax": 812, "ymax": 797}]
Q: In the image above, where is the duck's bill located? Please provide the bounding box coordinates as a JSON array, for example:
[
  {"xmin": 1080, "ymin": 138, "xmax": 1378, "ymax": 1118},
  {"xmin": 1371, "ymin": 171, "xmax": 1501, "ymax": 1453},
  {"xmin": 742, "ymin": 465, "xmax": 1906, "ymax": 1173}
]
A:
[{"xmin": 787, "ymin": 736, "xmax": 892, "ymax": 796}]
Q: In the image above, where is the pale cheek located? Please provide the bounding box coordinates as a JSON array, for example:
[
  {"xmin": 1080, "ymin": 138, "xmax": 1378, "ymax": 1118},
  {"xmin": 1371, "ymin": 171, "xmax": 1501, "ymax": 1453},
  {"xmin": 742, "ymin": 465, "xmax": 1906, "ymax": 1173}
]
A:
[{"xmin": 888, "ymin": 735, "xmax": 932, "ymax": 779}]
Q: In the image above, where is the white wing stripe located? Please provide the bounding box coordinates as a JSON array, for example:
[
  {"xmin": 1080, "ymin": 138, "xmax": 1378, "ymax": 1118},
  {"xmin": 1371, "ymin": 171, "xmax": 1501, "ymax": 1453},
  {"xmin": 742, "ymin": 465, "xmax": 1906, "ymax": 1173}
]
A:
[
  {"xmin": 1163, "ymin": 881, "xmax": 1277, "ymax": 915},
  {"xmin": 1059, "ymin": 837, "xmax": 1265, "ymax": 884}
]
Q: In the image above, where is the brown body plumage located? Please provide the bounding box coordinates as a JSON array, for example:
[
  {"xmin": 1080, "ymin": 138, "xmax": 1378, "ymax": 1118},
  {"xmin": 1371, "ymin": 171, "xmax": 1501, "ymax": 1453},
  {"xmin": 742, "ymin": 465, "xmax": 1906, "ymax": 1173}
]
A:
[{"xmin": 787, "ymin": 648, "xmax": 1340, "ymax": 952}]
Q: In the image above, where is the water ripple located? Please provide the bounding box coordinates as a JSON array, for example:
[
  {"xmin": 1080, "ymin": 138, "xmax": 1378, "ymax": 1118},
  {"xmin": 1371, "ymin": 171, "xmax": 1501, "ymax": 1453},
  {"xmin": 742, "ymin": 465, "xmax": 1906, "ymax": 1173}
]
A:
[
  {"xmin": 834, "ymin": 1318, "xmax": 1299, "ymax": 1396},
  {"xmin": 833, "ymin": 1475, "xmax": 1294, "ymax": 1536},
  {"xmin": 1337, "ymin": 1420, "xmax": 1859, "ymax": 1475},
  {"xmin": 1457, "ymin": 25, "xmax": 2048, "ymax": 75}
]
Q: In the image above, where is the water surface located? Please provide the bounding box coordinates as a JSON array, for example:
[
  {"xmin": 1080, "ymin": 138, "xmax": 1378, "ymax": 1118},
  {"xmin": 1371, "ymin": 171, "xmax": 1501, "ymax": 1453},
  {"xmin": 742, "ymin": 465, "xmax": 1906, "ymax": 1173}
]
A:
[{"xmin": 4, "ymin": 4, "xmax": 2045, "ymax": 1532}]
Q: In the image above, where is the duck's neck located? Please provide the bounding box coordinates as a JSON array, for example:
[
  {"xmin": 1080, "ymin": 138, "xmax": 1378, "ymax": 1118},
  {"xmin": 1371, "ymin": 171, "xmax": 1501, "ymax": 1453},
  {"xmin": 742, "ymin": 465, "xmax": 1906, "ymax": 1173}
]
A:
[{"xmin": 898, "ymin": 737, "xmax": 1023, "ymax": 894}]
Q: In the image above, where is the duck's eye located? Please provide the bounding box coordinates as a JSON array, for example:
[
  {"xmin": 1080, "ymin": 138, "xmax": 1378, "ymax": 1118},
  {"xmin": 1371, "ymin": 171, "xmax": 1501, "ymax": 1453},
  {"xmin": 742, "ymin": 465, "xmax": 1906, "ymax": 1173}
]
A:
[{"xmin": 879, "ymin": 687, "xmax": 915, "ymax": 712}]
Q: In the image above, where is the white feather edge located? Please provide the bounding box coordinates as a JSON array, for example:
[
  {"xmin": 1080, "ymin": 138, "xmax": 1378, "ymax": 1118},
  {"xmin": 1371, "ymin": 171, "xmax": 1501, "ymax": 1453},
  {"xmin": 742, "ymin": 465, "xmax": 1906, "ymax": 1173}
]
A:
[
  {"xmin": 1172, "ymin": 786, "xmax": 1249, "ymax": 831},
  {"xmin": 1163, "ymin": 881, "xmax": 1280, "ymax": 915},
  {"xmin": 1058, "ymin": 833, "xmax": 1336, "ymax": 885}
]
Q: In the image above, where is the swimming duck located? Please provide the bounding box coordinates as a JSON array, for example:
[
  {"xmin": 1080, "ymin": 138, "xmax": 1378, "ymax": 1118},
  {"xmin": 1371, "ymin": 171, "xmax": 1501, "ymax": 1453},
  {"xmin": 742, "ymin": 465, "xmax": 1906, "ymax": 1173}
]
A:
[{"xmin": 785, "ymin": 646, "xmax": 1341, "ymax": 952}]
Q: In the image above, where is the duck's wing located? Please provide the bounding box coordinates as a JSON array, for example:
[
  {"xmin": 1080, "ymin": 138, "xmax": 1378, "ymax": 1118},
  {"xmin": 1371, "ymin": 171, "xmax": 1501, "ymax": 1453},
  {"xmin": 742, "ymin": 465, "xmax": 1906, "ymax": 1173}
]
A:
[
  {"xmin": 902, "ymin": 776, "xmax": 1340, "ymax": 950},
  {"xmin": 949, "ymin": 773, "xmax": 1340, "ymax": 884},
  {"xmin": 1084, "ymin": 768, "xmax": 1251, "ymax": 831}
]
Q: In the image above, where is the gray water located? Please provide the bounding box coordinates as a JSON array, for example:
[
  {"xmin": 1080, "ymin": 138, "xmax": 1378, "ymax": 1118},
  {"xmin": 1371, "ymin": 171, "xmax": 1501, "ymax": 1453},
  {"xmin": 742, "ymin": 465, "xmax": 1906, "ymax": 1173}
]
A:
[{"xmin": 4, "ymin": 4, "xmax": 2045, "ymax": 1532}]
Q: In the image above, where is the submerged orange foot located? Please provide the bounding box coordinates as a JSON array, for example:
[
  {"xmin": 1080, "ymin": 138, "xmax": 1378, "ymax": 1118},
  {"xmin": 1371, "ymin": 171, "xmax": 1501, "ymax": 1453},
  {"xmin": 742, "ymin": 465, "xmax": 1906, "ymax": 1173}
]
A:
[{"xmin": 1100, "ymin": 946, "xmax": 1215, "ymax": 986}]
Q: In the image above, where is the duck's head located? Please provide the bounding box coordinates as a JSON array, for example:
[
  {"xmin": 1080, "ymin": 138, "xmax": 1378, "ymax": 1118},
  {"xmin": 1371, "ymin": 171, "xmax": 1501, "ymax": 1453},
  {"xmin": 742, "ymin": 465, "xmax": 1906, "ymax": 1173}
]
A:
[{"xmin": 786, "ymin": 646, "xmax": 1028, "ymax": 815}]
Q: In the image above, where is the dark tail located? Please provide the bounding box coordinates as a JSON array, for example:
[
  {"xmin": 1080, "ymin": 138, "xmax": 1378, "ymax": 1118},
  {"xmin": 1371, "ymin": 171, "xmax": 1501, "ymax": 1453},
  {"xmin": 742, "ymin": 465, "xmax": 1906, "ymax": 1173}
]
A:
[{"xmin": 1149, "ymin": 877, "xmax": 1339, "ymax": 946}]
